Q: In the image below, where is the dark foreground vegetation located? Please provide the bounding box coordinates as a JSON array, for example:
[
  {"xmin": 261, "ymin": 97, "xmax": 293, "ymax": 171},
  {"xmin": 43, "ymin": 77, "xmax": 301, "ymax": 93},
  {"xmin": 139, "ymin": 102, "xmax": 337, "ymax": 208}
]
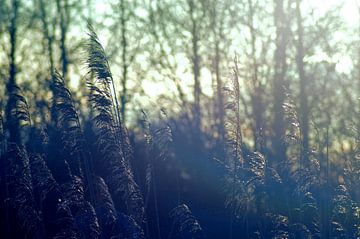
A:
[
  {"xmin": 2, "ymin": 0, "xmax": 360, "ymax": 238},
  {"xmin": 0, "ymin": 26, "xmax": 358, "ymax": 239}
]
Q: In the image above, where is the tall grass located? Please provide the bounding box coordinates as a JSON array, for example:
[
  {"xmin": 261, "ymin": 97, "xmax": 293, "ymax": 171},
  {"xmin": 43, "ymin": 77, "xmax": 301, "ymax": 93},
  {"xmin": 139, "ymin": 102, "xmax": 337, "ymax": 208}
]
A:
[{"xmin": 0, "ymin": 25, "xmax": 360, "ymax": 239}]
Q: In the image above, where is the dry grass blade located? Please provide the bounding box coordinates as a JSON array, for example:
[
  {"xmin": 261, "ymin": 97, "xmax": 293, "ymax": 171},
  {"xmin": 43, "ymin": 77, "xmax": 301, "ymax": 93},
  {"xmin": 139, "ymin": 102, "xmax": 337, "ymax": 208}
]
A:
[
  {"xmin": 6, "ymin": 84, "xmax": 30, "ymax": 144},
  {"xmin": 87, "ymin": 69, "xmax": 147, "ymax": 230},
  {"xmin": 91, "ymin": 175, "xmax": 121, "ymax": 238},
  {"xmin": 61, "ymin": 176, "xmax": 100, "ymax": 239},
  {"xmin": 86, "ymin": 24, "xmax": 112, "ymax": 83},
  {"xmin": 1, "ymin": 144, "xmax": 41, "ymax": 237},
  {"xmin": 51, "ymin": 70, "xmax": 84, "ymax": 177},
  {"xmin": 29, "ymin": 153, "xmax": 79, "ymax": 238},
  {"xmin": 169, "ymin": 204, "xmax": 205, "ymax": 239}
]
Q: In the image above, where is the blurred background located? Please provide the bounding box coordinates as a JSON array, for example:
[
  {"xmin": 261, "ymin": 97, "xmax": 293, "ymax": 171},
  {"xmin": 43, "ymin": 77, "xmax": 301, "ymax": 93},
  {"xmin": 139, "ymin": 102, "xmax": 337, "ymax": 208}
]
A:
[{"xmin": 2, "ymin": 0, "xmax": 360, "ymax": 238}]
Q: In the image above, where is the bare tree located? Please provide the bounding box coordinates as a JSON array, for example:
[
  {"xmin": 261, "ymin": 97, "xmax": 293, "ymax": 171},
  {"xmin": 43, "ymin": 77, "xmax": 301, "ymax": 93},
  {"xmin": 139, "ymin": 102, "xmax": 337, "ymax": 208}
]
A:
[
  {"xmin": 247, "ymin": 0, "xmax": 266, "ymax": 152},
  {"xmin": 188, "ymin": 0, "xmax": 202, "ymax": 134},
  {"xmin": 146, "ymin": 0, "xmax": 187, "ymax": 107},
  {"xmin": 295, "ymin": 0, "xmax": 309, "ymax": 164},
  {"xmin": 146, "ymin": 0, "xmax": 205, "ymax": 133},
  {"xmin": 105, "ymin": 0, "xmax": 146, "ymax": 123},
  {"xmin": 5, "ymin": 0, "xmax": 20, "ymax": 139},
  {"xmin": 206, "ymin": 0, "xmax": 227, "ymax": 142},
  {"xmin": 119, "ymin": 0, "xmax": 128, "ymax": 122},
  {"xmin": 55, "ymin": 0, "xmax": 69, "ymax": 80},
  {"xmin": 272, "ymin": 0, "xmax": 290, "ymax": 164},
  {"xmin": 39, "ymin": 0, "xmax": 55, "ymax": 73}
]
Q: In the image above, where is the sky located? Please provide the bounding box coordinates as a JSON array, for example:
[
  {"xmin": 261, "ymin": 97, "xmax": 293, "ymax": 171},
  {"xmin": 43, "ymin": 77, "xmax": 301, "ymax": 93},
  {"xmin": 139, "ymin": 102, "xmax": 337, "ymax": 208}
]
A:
[
  {"xmin": 343, "ymin": 0, "xmax": 358, "ymax": 24},
  {"xmin": 310, "ymin": 0, "xmax": 358, "ymax": 25}
]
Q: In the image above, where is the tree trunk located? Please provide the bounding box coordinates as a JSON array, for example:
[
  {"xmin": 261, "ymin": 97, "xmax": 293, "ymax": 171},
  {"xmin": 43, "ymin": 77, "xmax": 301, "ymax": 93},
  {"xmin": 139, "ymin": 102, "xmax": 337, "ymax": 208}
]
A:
[
  {"xmin": 120, "ymin": 0, "xmax": 128, "ymax": 123},
  {"xmin": 295, "ymin": 0, "xmax": 309, "ymax": 165},
  {"xmin": 5, "ymin": 0, "xmax": 19, "ymax": 143},
  {"xmin": 56, "ymin": 0, "xmax": 69, "ymax": 81},
  {"xmin": 272, "ymin": 0, "xmax": 289, "ymax": 165},
  {"xmin": 248, "ymin": 0, "xmax": 264, "ymax": 152},
  {"xmin": 189, "ymin": 0, "xmax": 201, "ymax": 134},
  {"xmin": 215, "ymin": 40, "xmax": 225, "ymax": 142},
  {"xmin": 39, "ymin": 0, "xmax": 54, "ymax": 73}
]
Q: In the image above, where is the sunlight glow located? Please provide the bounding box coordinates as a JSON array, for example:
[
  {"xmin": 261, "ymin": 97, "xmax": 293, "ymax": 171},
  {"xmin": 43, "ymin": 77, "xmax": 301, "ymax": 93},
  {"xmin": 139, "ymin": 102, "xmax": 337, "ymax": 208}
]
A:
[{"xmin": 66, "ymin": 0, "xmax": 360, "ymax": 111}]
